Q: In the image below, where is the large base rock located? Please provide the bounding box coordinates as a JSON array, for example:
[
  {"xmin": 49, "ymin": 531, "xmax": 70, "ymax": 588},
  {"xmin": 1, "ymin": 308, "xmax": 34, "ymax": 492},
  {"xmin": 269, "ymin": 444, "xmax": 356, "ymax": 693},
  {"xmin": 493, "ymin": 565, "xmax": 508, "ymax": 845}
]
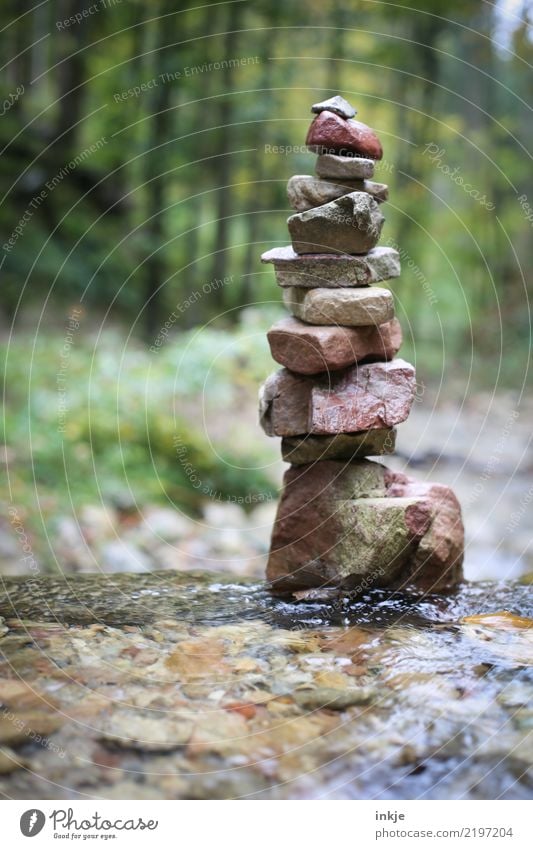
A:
[
  {"xmin": 288, "ymin": 192, "xmax": 384, "ymax": 255},
  {"xmin": 267, "ymin": 461, "xmax": 464, "ymax": 595},
  {"xmin": 259, "ymin": 359, "xmax": 416, "ymax": 437}
]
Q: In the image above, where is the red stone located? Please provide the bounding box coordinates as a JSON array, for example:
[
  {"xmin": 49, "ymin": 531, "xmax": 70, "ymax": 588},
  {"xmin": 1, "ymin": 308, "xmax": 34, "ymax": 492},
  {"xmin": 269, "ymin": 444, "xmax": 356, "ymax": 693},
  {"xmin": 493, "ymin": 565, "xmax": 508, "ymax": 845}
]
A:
[
  {"xmin": 267, "ymin": 316, "xmax": 402, "ymax": 375},
  {"xmin": 266, "ymin": 461, "xmax": 464, "ymax": 595},
  {"xmin": 306, "ymin": 111, "xmax": 383, "ymax": 160},
  {"xmin": 259, "ymin": 359, "xmax": 416, "ymax": 437},
  {"xmin": 384, "ymin": 470, "xmax": 465, "ymax": 593}
]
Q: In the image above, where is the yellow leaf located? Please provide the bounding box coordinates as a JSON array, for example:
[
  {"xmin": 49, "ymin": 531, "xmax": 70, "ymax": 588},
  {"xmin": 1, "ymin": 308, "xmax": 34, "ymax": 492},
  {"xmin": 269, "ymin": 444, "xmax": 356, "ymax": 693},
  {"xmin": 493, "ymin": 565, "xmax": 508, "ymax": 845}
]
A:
[{"xmin": 461, "ymin": 611, "xmax": 533, "ymax": 630}]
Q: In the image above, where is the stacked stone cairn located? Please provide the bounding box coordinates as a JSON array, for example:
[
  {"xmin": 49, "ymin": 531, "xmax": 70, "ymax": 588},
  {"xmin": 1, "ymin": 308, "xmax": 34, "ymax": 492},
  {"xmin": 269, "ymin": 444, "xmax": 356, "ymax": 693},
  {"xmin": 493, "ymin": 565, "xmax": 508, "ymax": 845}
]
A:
[{"xmin": 259, "ymin": 95, "xmax": 465, "ymax": 597}]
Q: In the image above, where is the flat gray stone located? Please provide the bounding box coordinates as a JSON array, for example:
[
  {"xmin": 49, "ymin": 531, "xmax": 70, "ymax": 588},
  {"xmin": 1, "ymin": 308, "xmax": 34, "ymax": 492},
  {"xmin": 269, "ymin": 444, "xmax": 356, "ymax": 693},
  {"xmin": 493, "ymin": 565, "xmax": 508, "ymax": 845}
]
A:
[
  {"xmin": 261, "ymin": 245, "xmax": 400, "ymax": 288},
  {"xmin": 259, "ymin": 359, "xmax": 416, "ymax": 437},
  {"xmin": 287, "ymin": 175, "xmax": 388, "ymax": 211},
  {"xmin": 311, "ymin": 95, "xmax": 357, "ymax": 119},
  {"xmin": 288, "ymin": 192, "xmax": 384, "ymax": 255},
  {"xmin": 282, "ymin": 285, "xmax": 394, "ymax": 326},
  {"xmin": 281, "ymin": 428, "xmax": 397, "ymax": 464},
  {"xmin": 316, "ymin": 154, "xmax": 375, "ymax": 180}
]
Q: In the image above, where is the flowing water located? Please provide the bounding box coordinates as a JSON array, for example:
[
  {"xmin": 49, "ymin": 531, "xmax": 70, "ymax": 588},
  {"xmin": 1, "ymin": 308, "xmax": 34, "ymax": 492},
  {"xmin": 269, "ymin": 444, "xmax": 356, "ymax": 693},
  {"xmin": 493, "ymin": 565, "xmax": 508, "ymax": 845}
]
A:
[{"xmin": 0, "ymin": 571, "xmax": 532, "ymax": 799}]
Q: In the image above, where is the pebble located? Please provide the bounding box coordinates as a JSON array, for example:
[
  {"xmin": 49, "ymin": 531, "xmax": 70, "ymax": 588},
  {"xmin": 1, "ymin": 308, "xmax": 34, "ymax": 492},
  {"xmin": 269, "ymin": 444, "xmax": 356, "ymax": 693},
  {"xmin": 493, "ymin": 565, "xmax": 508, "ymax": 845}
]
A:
[{"xmin": 311, "ymin": 95, "xmax": 357, "ymax": 119}]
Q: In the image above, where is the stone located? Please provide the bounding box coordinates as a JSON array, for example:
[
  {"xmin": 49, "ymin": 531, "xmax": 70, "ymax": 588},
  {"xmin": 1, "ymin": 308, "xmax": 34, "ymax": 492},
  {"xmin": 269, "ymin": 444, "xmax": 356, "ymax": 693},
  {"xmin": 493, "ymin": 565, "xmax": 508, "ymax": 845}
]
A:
[
  {"xmin": 335, "ymin": 179, "xmax": 388, "ymax": 204},
  {"xmin": 316, "ymin": 154, "xmax": 375, "ymax": 180},
  {"xmin": 384, "ymin": 471, "xmax": 465, "ymax": 593},
  {"xmin": 261, "ymin": 245, "xmax": 400, "ymax": 288},
  {"xmin": 266, "ymin": 460, "xmax": 464, "ymax": 594},
  {"xmin": 281, "ymin": 428, "xmax": 397, "ymax": 464},
  {"xmin": 282, "ymin": 286, "xmax": 394, "ymax": 326},
  {"xmin": 311, "ymin": 95, "xmax": 357, "ymax": 119},
  {"xmin": 0, "ymin": 747, "xmax": 26, "ymax": 774},
  {"xmin": 306, "ymin": 111, "xmax": 383, "ymax": 160},
  {"xmin": 259, "ymin": 359, "xmax": 416, "ymax": 437},
  {"xmin": 267, "ymin": 316, "xmax": 402, "ymax": 374},
  {"xmin": 293, "ymin": 687, "xmax": 376, "ymax": 710},
  {"xmin": 287, "ymin": 175, "xmax": 388, "ymax": 211},
  {"xmin": 288, "ymin": 192, "xmax": 384, "ymax": 255}
]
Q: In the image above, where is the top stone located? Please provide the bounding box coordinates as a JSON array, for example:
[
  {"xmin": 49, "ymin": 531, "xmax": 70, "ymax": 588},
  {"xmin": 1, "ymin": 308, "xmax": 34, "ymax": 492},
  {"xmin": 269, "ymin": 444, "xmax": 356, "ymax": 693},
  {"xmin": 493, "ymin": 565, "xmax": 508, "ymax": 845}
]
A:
[
  {"xmin": 311, "ymin": 95, "xmax": 357, "ymax": 119},
  {"xmin": 307, "ymin": 111, "xmax": 383, "ymax": 160}
]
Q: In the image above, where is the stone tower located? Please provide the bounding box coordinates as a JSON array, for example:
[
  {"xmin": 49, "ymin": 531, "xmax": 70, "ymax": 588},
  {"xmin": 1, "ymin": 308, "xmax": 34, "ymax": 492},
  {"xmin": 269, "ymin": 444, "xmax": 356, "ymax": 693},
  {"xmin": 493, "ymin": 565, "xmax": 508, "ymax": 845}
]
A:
[{"xmin": 259, "ymin": 96, "xmax": 464, "ymax": 597}]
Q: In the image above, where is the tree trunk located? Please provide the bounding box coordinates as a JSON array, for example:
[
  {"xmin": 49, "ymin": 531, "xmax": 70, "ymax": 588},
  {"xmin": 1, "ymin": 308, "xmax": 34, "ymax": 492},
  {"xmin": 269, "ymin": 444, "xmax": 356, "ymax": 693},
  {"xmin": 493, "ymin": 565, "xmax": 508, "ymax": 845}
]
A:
[
  {"xmin": 209, "ymin": 2, "xmax": 241, "ymax": 309},
  {"xmin": 142, "ymin": 2, "xmax": 175, "ymax": 338},
  {"xmin": 54, "ymin": 0, "xmax": 88, "ymax": 154}
]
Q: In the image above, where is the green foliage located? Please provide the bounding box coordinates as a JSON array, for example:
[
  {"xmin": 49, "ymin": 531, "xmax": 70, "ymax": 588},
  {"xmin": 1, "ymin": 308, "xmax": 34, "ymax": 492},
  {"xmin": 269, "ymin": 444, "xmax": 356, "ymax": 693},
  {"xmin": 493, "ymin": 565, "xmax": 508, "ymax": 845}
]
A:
[
  {"xmin": 0, "ymin": 0, "xmax": 529, "ymax": 380},
  {"xmin": 0, "ymin": 0, "xmax": 530, "ymax": 573},
  {"xmin": 2, "ymin": 314, "xmax": 281, "ymax": 533}
]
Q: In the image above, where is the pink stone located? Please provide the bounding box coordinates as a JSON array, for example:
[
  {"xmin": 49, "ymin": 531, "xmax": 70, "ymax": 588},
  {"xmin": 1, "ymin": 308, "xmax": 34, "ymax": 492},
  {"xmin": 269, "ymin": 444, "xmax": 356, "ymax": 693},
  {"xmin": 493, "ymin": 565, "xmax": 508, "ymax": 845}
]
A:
[
  {"xmin": 259, "ymin": 359, "xmax": 416, "ymax": 437},
  {"xmin": 306, "ymin": 111, "xmax": 383, "ymax": 160},
  {"xmin": 266, "ymin": 460, "xmax": 464, "ymax": 595},
  {"xmin": 267, "ymin": 316, "xmax": 402, "ymax": 375}
]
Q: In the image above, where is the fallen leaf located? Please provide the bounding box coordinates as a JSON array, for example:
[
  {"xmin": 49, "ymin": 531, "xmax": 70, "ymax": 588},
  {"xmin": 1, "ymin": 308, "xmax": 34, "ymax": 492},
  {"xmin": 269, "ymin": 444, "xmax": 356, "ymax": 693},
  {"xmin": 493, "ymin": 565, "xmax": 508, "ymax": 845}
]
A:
[
  {"xmin": 461, "ymin": 611, "xmax": 533, "ymax": 630},
  {"xmin": 165, "ymin": 637, "xmax": 229, "ymax": 679},
  {"xmin": 314, "ymin": 670, "xmax": 351, "ymax": 689},
  {"xmin": 224, "ymin": 702, "xmax": 257, "ymax": 720}
]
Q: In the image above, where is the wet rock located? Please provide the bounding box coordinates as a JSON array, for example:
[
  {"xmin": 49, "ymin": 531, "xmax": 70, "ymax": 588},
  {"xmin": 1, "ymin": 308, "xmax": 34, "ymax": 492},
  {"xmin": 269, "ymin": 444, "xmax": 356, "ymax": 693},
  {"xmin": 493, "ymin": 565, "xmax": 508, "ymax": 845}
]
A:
[
  {"xmin": 281, "ymin": 428, "xmax": 396, "ymax": 464},
  {"xmin": 0, "ymin": 571, "xmax": 531, "ymax": 799},
  {"xmin": 282, "ymin": 285, "xmax": 394, "ymax": 326},
  {"xmin": 306, "ymin": 111, "xmax": 383, "ymax": 160},
  {"xmin": 288, "ymin": 192, "xmax": 384, "ymax": 255},
  {"xmin": 267, "ymin": 316, "xmax": 402, "ymax": 374},
  {"xmin": 262, "ymin": 245, "xmax": 400, "ymax": 288},
  {"xmin": 287, "ymin": 175, "xmax": 388, "ymax": 211},
  {"xmin": 293, "ymin": 686, "xmax": 376, "ymax": 710},
  {"xmin": 99, "ymin": 712, "xmax": 194, "ymax": 752},
  {"xmin": 316, "ymin": 153, "xmax": 375, "ymax": 180},
  {"xmin": 0, "ymin": 712, "xmax": 63, "ymax": 747},
  {"xmin": 267, "ymin": 460, "xmax": 463, "ymax": 594},
  {"xmin": 0, "ymin": 747, "xmax": 26, "ymax": 774},
  {"xmin": 259, "ymin": 359, "xmax": 416, "ymax": 437},
  {"xmin": 311, "ymin": 95, "xmax": 357, "ymax": 119}
]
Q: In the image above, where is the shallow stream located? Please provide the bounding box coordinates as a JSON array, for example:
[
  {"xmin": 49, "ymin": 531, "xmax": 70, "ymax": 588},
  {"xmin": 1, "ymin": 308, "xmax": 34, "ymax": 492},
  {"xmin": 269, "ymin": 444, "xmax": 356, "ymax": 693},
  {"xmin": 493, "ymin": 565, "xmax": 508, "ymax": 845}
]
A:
[{"xmin": 0, "ymin": 571, "xmax": 532, "ymax": 799}]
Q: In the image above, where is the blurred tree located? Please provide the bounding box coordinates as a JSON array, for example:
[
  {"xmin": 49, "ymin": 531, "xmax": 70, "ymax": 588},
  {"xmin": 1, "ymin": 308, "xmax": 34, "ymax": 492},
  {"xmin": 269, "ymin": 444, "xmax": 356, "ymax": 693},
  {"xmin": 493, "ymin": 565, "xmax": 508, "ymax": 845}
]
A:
[{"xmin": 0, "ymin": 0, "xmax": 529, "ymax": 378}]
